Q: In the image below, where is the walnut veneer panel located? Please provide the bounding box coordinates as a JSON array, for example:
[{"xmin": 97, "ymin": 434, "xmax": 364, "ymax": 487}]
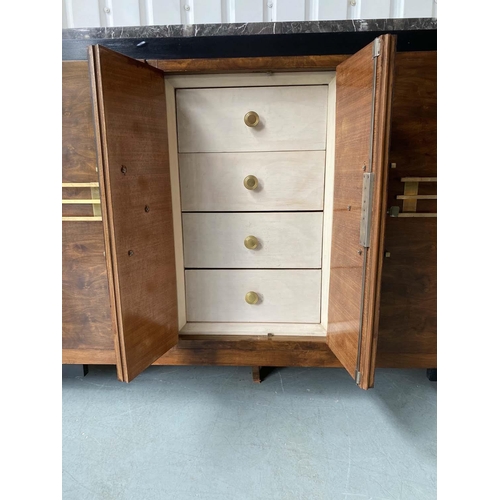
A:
[
  {"xmin": 327, "ymin": 35, "xmax": 396, "ymax": 389},
  {"xmin": 62, "ymin": 222, "xmax": 113, "ymax": 351},
  {"xmin": 378, "ymin": 52, "xmax": 437, "ymax": 363},
  {"xmin": 89, "ymin": 46, "xmax": 178, "ymax": 382},
  {"xmin": 62, "ymin": 61, "xmax": 98, "ymax": 183}
]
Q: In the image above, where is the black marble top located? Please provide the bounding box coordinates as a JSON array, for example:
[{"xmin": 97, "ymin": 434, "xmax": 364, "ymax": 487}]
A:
[{"xmin": 63, "ymin": 18, "xmax": 436, "ymax": 40}]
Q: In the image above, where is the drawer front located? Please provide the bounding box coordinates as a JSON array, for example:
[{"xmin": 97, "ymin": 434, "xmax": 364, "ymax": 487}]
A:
[
  {"xmin": 176, "ymin": 86, "xmax": 328, "ymax": 153},
  {"xmin": 185, "ymin": 270, "xmax": 321, "ymax": 323},
  {"xmin": 183, "ymin": 212, "xmax": 323, "ymax": 269},
  {"xmin": 179, "ymin": 151, "xmax": 325, "ymax": 211}
]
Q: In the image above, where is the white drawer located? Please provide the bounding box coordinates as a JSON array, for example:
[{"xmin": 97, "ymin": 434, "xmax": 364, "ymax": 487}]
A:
[
  {"xmin": 183, "ymin": 212, "xmax": 323, "ymax": 269},
  {"xmin": 179, "ymin": 151, "xmax": 325, "ymax": 212},
  {"xmin": 185, "ymin": 270, "xmax": 321, "ymax": 323},
  {"xmin": 176, "ymin": 86, "xmax": 328, "ymax": 153}
]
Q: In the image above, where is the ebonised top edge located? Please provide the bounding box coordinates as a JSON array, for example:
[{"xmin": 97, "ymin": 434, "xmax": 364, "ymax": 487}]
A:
[{"xmin": 62, "ymin": 29, "xmax": 437, "ymax": 61}]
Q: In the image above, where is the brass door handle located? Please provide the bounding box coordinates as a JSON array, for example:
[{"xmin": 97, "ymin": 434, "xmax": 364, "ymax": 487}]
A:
[
  {"xmin": 245, "ymin": 291, "xmax": 259, "ymax": 304},
  {"xmin": 243, "ymin": 175, "xmax": 258, "ymax": 190},
  {"xmin": 244, "ymin": 235, "xmax": 258, "ymax": 250},
  {"xmin": 244, "ymin": 111, "xmax": 259, "ymax": 127}
]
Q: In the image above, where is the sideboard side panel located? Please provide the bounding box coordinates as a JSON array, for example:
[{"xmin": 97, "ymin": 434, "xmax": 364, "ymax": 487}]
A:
[
  {"xmin": 62, "ymin": 61, "xmax": 115, "ymax": 358},
  {"xmin": 377, "ymin": 51, "xmax": 437, "ymax": 363}
]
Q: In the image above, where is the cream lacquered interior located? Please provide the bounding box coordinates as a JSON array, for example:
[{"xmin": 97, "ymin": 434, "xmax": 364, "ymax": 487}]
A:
[{"xmin": 164, "ymin": 71, "xmax": 336, "ymax": 337}]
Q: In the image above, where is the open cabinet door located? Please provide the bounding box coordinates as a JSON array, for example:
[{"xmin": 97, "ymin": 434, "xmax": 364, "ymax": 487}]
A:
[
  {"xmin": 88, "ymin": 46, "xmax": 178, "ymax": 382},
  {"xmin": 327, "ymin": 35, "xmax": 396, "ymax": 389}
]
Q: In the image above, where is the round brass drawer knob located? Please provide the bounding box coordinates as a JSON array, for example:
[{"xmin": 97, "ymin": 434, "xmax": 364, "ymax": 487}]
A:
[
  {"xmin": 244, "ymin": 111, "xmax": 260, "ymax": 127},
  {"xmin": 244, "ymin": 235, "xmax": 258, "ymax": 250},
  {"xmin": 243, "ymin": 175, "xmax": 258, "ymax": 190},
  {"xmin": 245, "ymin": 291, "xmax": 259, "ymax": 305}
]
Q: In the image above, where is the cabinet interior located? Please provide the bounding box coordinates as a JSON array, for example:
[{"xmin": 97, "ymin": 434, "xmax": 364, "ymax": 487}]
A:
[{"xmin": 164, "ymin": 71, "xmax": 337, "ymax": 337}]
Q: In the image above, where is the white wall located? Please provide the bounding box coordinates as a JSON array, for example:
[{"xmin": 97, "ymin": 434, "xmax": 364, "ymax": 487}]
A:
[{"xmin": 62, "ymin": 0, "xmax": 437, "ymax": 29}]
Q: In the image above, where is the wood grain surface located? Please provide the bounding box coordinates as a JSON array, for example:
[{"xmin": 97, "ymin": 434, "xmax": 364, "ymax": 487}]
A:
[
  {"xmin": 90, "ymin": 45, "xmax": 178, "ymax": 382},
  {"xmin": 327, "ymin": 35, "xmax": 396, "ymax": 389},
  {"xmin": 151, "ymin": 55, "xmax": 350, "ymax": 74},
  {"xmin": 62, "ymin": 222, "xmax": 113, "ymax": 350},
  {"xmin": 62, "ymin": 50, "xmax": 436, "ymax": 375},
  {"xmin": 62, "ymin": 341, "xmax": 436, "ymax": 368},
  {"xmin": 62, "ymin": 60, "xmax": 115, "ymax": 360},
  {"xmin": 62, "ymin": 61, "xmax": 98, "ymax": 183},
  {"xmin": 377, "ymin": 52, "xmax": 437, "ymax": 364}
]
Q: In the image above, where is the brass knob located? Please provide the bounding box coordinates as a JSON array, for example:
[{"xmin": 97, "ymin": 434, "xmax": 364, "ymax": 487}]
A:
[
  {"xmin": 244, "ymin": 111, "xmax": 259, "ymax": 127},
  {"xmin": 243, "ymin": 175, "xmax": 258, "ymax": 190},
  {"xmin": 245, "ymin": 291, "xmax": 259, "ymax": 305},
  {"xmin": 244, "ymin": 235, "xmax": 258, "ymax": 250}
]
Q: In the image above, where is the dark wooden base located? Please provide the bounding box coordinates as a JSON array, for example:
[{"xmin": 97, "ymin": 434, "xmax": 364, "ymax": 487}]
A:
[{"xmin": 63, "ymin": 337, "xmax": 436, "ymax": 370}]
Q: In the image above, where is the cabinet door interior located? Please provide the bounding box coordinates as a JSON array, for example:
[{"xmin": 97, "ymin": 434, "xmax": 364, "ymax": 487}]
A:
[
  {"xmin": 327, "ymin": 35, "xmax": 396, "ymax": 389},
  {"xmin": 88, "ymin": 45, "xmax": 178, "ymax": 382}
]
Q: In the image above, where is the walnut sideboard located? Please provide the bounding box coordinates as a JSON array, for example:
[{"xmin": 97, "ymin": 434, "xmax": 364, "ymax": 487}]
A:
[{"xmin": 62, "ymin": 27, "xmax": 437, "ymax": 389}]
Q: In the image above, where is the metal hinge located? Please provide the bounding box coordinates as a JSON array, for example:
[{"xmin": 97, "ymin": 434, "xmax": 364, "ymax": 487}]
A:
[
  {"xmin": 359, "ymin": 173, "xmax": 375, "ymax": 247},
  {"xmin": 373, "ymin": 37, "xmax": 381, "ymax": 58},
  {"xmin": 355, "ymin": 371, "xmax": 361, "ymax": 385}
]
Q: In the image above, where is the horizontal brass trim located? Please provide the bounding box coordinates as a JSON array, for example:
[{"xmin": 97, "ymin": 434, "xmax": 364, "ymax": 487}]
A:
[
  {"xmin": 396, "ymin": 195, "xmax": 437, "ymax": 200},
  {"xmin": 398, "ymin": 213, "xmax": 437, "ymax": 218},
  {"xmin": 62, "ymin": 182, "xmax": 99, "ymax": 187},
  {"xmin": 400, "ymin": 177, "xmax": 437, "ymax": 183},
  {"xmin": 62, "ymin": 216, "xmax": 103, "ymax": 222},
  {"xmin": 62, "ymin": 199, "xmax": 101, "ymax": 204},
  {"xmin": 62, "ymin": 182, "xmax": 99, "ymax": 188}
]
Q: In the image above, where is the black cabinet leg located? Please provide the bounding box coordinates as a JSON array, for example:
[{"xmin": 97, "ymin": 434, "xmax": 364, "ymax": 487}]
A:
[
  {"xmin": 426, "ymin": 368, "xmax": 437, "ymax": 382},
  {"xmin": 62, "ymin": 364, "xmax": 89, "ymax": 378},
  {"xmin": 251, "ymin": 366, "xmax": 274, "ymax": 383},
  {"xmin": 252, "ymin": 366, "xmax": 262, "ymax": 383}
]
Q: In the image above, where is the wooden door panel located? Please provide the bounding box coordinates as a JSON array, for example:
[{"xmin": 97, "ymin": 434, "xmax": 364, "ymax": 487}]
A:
[
  {"xmin": 327, "ymin": 35, "xmax": 396, "ymax": 389},
  {"xmin": 89, "ymin": 45, "xmax": 178, "ymax": 382}
]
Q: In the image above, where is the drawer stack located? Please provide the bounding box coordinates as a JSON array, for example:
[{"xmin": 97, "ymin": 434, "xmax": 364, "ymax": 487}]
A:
[{"xmin": 176, "ymin": 85, "xmax": 328, "ymax": 324}]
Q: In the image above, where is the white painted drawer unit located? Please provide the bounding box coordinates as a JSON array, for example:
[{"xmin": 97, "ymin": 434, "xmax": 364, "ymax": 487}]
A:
[{"xmin": 168, "ymin": 73, "xmax": 336, "ymax": 336}]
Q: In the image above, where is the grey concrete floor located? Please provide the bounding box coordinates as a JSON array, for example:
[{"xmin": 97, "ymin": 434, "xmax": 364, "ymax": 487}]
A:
[{"xmin": 62, "ymin": 366, "xmax": 436, "ymax": 500}]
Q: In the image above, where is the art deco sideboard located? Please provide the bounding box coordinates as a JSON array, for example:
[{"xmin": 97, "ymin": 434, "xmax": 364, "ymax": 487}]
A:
[{"xmin": 62, "ymin": 21, "xmax": 437, "ymax": 389}]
